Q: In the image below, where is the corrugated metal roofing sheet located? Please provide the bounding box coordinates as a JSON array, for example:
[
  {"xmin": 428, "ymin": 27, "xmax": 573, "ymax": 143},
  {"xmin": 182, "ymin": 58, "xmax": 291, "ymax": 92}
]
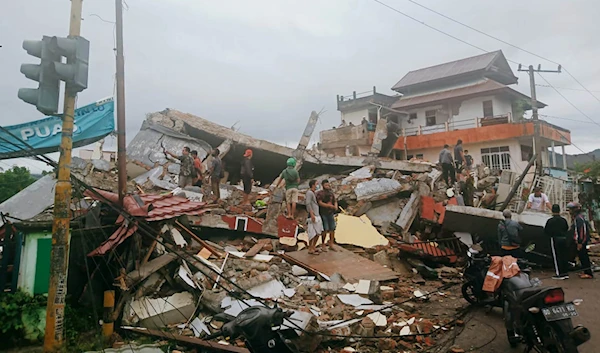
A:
[{"xmin": 392, "ymin": 51, "xmax": 501, "ymax": 91}]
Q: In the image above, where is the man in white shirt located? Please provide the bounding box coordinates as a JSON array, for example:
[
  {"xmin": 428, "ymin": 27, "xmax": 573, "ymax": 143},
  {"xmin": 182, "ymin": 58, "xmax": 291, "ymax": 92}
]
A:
[{"xmin": 526, "ymin": 187, "xmax": 552, "ymax": 212}]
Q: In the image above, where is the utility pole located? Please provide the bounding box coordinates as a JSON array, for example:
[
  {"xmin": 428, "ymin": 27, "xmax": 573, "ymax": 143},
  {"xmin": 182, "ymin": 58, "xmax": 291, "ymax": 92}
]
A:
[
  {"xmin": 115, "ymin": 0, "xmax": 127, "ymax": 204},
  {"xmin": 44, "ymin": 0, "xmax": 84, "ymax": 351},
  {"xmin": 518, "ymin": 64, "xmax": 561, "ymax": 177}
]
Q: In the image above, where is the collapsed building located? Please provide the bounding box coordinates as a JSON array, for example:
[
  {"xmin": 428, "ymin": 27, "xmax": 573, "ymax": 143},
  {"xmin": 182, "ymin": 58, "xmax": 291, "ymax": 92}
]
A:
[{"xmin": 0, "ymin": 49, "xmax": 591, "ymax": 352}]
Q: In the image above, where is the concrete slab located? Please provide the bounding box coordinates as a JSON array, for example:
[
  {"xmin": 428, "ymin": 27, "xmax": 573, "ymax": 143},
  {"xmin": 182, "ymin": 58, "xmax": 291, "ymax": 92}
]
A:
[{"xmin": 284, "ymin": 246, "xmax": 398, "ymax": 282}]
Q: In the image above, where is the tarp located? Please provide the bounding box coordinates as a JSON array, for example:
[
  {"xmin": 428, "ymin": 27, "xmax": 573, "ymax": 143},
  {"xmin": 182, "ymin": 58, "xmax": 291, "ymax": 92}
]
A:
[{"xmin": 0, "ymin": 98, "xmax": 115, "ymax": 159}]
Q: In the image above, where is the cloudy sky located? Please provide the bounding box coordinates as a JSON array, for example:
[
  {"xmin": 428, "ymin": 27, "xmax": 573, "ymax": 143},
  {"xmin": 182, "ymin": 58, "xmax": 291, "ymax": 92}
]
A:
[{"xmin": 2, "ymin": 0, "xmax": 599, "ymax": 173}]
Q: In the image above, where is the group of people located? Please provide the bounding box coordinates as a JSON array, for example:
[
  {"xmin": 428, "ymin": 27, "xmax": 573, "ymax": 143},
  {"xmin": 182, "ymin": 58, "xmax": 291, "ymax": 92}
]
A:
[
  {"xmin": 276, "ymin": 157, "xmax": 338, "ymax": 254},
  {"xmin": 165, "ymin": 146, "xmax": 255, "ymax": 205},
  {"xmin": 497, "ymin": 202, "xmax": 593, "ymax": 280},
  {"xmin": 438, "ymin": 139, "xmax": 473, "ymax": 186}
]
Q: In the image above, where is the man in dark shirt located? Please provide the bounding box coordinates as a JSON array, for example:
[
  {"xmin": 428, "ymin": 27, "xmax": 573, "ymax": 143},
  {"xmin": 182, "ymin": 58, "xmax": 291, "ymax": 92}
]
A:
[
  {"xmin": 165, "ymin": 146, "xmax": 195, "ymax": 188},
  {"xmin": 567, "ymin": 202, "xmax": 593, "ymax": 279},
  {"xmin": 438, "ymin": 144, "xmax": 455, "ymax": 186},
  {"xmin": 545, "ymin": 204, "xmax": 570, "ymax": 280},
  {"xmin": 317, "ymin": 179, "xmax": 338, "ymax": 252},
  {"xmin": 454, "ymin": 139, "xmax": 466, "ymax": 177},
  {"xmin": 240, "ymin": 149, "xmax": 254, "ymax": 205}
]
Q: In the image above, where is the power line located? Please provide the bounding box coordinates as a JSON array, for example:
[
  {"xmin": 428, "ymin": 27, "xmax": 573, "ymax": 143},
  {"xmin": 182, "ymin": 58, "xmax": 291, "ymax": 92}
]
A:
[
  {"xmin": 539, "ymin": 114, "xmax": 597, "ymax": 125},
  {"xmin": 372, "ymin": 0, "xmax": 600, "ymax": 132},
  {"xmin": 536, "ymin": 84, "xmax": 600, "ymax": 93},
  {"xmin": 536, "ymin": 73, "xmax": 600, "ymax": 129},
  {"xmin": 402, "ymin": 0, "xmax": 600, "ymax": 108}
]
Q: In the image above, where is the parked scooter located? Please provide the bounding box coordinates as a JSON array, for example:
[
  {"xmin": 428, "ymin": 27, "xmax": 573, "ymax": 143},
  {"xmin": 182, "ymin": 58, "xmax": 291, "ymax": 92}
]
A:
[
  {"xmin": 206, "ymin": 306, "xmax": 298, "ymax": 353},
  {"xmin": 461, "ymin": 244, "xmax": 590, "ymax": 352}
]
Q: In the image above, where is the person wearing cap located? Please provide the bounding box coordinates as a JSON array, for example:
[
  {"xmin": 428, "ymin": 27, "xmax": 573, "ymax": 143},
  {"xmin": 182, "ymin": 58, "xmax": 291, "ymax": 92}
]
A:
[
  {"xmin": 526, "ymin": 186, "xmax": 551, "ymax": 212},
  {"xmin": 567, "ymin": 202, "xmax": 593, "ymax": 279},
  {"xmin": 276, "ymin": 157, "xmax": 300, "ymax": 219},
  {"xmin": 438, "ymin": 144, "xmax": 455, "ymax": 187},
  {"xmin": 544, "ymin": 204, "xmax": 570, "ymax": 280},
  {"xmin": 497, "ymin": 209, "xmax": 523, "ymax": 257},
  {"xmin": 240, "ymin": 149, "xmax": 254, "ymax": 206}
]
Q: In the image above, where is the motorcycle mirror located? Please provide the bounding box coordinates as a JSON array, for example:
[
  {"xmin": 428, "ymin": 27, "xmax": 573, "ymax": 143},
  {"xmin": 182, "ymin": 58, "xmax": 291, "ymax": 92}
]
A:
[{"xmin": 525, "ymin": 244, "xmax": 536, "ymax": 253}]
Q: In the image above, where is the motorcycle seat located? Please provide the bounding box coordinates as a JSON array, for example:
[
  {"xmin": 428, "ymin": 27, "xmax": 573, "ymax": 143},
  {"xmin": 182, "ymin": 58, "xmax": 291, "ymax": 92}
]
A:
[{"xmin": 503, "ymin": 273, "xmax": 532, "ymax": 292}]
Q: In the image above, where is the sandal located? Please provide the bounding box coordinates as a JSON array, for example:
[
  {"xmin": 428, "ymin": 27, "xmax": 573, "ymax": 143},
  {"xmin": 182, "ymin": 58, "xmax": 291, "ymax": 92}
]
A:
[{"xmin": 580, "ymin": 274, "xmax": 593, "ymax": 279}]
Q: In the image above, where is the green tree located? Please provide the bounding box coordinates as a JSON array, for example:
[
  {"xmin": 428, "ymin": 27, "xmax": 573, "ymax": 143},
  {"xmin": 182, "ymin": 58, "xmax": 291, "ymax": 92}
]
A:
[
  {"xmin": 575, "ymin": 160, "xmax": 600, "ymax": 181},
  {"xmin": 0, "ymin": 166, "xmax": 37, "ymax": 203}
]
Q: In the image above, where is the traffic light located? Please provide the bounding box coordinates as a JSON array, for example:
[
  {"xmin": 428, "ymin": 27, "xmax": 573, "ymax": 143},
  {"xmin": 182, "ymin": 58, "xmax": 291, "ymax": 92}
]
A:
[
  {"xmin": 18, "ymin": 35, "xmax": 89, "ymax": 114},
  {"xmin": 50, "ymin": 36, "xmax": 89, "ymax": 95},
  {"xmin": 18, "ymin": 36, "xmax": 61, "ymax": 115}
]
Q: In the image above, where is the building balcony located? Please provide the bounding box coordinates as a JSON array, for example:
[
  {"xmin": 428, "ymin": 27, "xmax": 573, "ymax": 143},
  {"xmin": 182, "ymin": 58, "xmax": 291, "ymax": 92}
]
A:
[
  {"xmin": 320, "ymin": 124, "xmax": 375, "ymax": 150},
  {"xmin": 393, "ymin": 115, "xmax": 571, "ymax": 151}
]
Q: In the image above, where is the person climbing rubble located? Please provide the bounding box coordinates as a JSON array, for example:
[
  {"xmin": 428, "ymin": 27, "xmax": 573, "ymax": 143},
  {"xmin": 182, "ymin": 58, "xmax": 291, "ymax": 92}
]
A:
[
  {"xmin": 276, "ymin": 157, "xmax": 300, "ymax": 219},
  {"xmin": 439, "ymin": 144, "xmax": 455, "ymax": 187},
  {"xmin": 164, "ymin": 146, "xmax": 195, "ymax": 188},
  {"xmin": 497, "ymin": 209, "xmax": 523, "ymax": 258}
]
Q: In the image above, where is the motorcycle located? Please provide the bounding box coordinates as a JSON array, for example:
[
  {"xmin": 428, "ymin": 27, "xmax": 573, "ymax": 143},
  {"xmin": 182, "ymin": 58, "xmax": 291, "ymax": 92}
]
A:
[
  {"xmin": 461, "ymin": 244, "xmax": 590, "ymax": 352},
  {"xmin": 205, "ymin": 306, "xmax": 299, "ymax": 353}
]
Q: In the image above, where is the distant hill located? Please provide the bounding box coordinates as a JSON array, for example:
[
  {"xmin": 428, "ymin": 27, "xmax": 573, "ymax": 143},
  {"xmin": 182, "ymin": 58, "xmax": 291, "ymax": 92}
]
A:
[{"xmin": 554, "ymin": 149, "xmax": 600, "ymax": 169}]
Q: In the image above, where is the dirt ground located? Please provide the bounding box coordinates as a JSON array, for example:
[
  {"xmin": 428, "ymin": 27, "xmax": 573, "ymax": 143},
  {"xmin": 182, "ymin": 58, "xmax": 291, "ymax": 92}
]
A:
[{"xmin": 449, "ymin": 269, "xmax": 598, "ymax": 353}]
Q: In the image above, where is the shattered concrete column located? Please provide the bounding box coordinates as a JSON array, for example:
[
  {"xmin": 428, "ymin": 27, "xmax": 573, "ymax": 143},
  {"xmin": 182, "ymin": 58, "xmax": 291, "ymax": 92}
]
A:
[
  {"xmin": 396, "ymin": 191, "xmax": 420, "ymax": 241},
  {"xmin": 293, "ymin": 111, "xmax": 319, "ymax": 170},
  {"xmin": 370, "ymin": 113, "xmax": 387, "ymax": 156}
]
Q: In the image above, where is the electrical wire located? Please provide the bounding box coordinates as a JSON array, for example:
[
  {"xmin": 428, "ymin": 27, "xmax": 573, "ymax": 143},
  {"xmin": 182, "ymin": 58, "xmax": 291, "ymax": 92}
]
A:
[
  {"xmin": 401, "ymin": 0, "xmax": 600, "ymax": 109},
  {"xmin": 536, "ymin": 73, "xmax": 600, "ymax": 129}
]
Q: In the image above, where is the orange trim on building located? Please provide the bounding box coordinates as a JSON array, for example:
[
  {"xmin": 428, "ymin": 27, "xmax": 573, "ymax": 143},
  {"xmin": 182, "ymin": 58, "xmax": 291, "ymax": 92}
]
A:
[{"xmin": 393, "ymin": 122, "xmax": 571, "ymax": 150}]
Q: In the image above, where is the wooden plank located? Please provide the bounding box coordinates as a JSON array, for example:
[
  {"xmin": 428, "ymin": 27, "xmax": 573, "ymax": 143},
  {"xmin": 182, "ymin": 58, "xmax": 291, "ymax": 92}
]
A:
[
  {"xmin": 284, "ymin": 246, "xmax": 398, "ymax": 282},
  {"xmin": 122, "ymin": 327, "xmax": 249, "ymax": 353},
  {"xmin": 125, "ymin": 253, "xmax": 177, "ymax": 288},
  {"xmin": 245, "ymin": 239, "xmax": 270, "ymax": 257}
]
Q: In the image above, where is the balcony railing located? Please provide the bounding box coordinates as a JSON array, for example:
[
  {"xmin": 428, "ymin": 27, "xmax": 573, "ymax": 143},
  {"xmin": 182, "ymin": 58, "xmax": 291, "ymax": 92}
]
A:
[{"xmin": 402, "ymin": 113, "xmax": 512, "ymax": 136}]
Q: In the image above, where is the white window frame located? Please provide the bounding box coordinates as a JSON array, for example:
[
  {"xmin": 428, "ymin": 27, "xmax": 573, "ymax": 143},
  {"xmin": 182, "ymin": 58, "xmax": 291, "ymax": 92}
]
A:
[{"xmin": 481, "ymin": 146, "xmax": 511, "ymax": 170}]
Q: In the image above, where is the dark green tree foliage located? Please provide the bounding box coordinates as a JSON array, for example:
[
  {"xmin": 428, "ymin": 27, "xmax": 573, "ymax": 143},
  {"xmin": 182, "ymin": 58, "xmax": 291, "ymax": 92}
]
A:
[{"xmin": 0, "ymin": 166, "xmax": 37, "ymax": 203}]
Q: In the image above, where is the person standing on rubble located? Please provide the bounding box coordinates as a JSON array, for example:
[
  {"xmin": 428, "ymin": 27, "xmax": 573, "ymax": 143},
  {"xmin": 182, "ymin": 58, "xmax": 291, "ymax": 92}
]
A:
[
  {"xmin": 191, "ymin": 150, "xmax": 204, "ymax": 187},
  {"xmin": 454, "ymin": 139, "xmax": 466, "ymax": 177},
  {"xmin": 439, "ymin": 144, "xmax": 456, "ymax": 186},
  {"xmin": 526, "ymin": 186, "xmax": 552, "ymax": 212},
  {"xmin": 240, "ymin": 149, "xmax": 254, "ymax": 206},
  {"xmin": 276, "ymin": 158, "xmax": 300, "ymax": 219},
  {"xmin": 208, "ymin": 148, "xmax": 223, "ymax": 201},
  {"xmin": 497, "ymin": 209, "xmax": 523, "ymax": 257},
  {"xmin": 317, "ymin": 179, "xmax": 338, "ymax": 252},
  {"xmin": 545, "ymin": 204, "xmax": 570, "ymax": 280},
  {"xmin": 164, "ymin": 146, "xmax": 195, "ymax": 188},
  {"xmin": 306, "ymin": 180, "xmax": 323, "ymax": 255},
  {"xmin": 567, "ymin": 202, "xmax": 593, "ymax": 279},
  {"xmin": 464, "ymin": 149, "xmax": 473, "ymax": 171}
]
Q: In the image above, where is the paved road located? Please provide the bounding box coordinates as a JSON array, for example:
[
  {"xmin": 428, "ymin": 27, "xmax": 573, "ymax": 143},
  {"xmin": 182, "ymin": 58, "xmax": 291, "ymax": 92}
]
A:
[{"xmin": 452, "ymin": 269, "xmax": 597, "ymax": 352}]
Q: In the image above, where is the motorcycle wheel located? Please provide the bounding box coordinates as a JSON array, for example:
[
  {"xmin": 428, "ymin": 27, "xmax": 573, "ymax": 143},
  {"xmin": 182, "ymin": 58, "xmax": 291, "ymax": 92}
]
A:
[
  {"xmin": 461, "ymin": 281, "xmax": 479, "ymax": 305},
  {"xmin": 537, "ymin": 322, "xmax": 579, "ymax": 353}
]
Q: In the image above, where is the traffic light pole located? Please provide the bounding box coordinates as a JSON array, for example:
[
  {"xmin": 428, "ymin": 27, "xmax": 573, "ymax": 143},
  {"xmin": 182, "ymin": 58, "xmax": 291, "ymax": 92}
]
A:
[{"xmin": 43, "ymin": 0, "xmax": 83, "ymax": 351}]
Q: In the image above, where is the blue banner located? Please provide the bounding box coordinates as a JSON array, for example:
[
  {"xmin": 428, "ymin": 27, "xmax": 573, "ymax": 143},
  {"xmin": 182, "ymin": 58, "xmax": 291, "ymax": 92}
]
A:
[{"xmin": 0, "ymin": 98, "xmax": 115, "ymax": 159}]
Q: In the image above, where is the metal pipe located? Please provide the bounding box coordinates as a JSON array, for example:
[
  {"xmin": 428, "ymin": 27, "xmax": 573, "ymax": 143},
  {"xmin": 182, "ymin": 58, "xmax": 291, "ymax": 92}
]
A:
[{"xmin": 499, "ymin": 154, "xmax": 536, "ymax": 212}]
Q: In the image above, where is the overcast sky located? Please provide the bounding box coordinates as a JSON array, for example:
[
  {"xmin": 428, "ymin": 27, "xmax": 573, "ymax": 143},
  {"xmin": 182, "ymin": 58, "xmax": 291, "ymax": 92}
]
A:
[{"xmin": 2, "ymin": 0, "xmax": 600, "ymax": 173}]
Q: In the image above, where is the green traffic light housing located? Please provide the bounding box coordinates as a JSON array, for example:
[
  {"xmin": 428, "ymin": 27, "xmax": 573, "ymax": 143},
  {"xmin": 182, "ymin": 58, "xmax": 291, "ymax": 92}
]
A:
[{"xmin": 18, "ymin": 35, "xmax": 90, "ymax": 115}]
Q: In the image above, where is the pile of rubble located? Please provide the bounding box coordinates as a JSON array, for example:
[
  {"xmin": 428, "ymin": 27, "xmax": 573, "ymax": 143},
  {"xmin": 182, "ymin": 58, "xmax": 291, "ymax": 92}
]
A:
[{"xmin": 77, "ymin": 153, "xmax": 483, "ymax": 353}]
